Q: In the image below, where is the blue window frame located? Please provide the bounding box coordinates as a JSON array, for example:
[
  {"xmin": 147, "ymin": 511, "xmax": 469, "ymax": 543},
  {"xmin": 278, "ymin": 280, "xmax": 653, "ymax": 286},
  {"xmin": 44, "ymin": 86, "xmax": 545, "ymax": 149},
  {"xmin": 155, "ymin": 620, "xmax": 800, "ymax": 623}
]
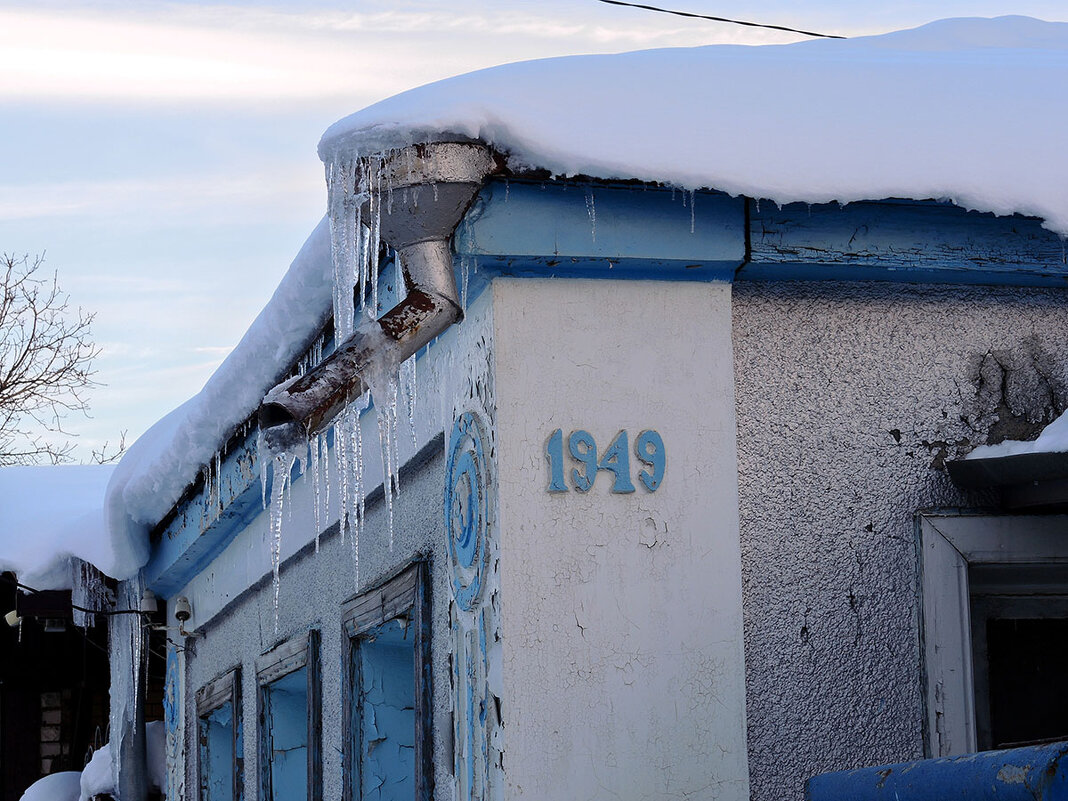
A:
[
  {"xmin": 196, "ymin": 667, "xmax": 242, "ymax": 801},
  {"xmin": 256, "ymin": 630, "xmax": 321, "ymax": 801},
  {"xmin": 341, "ymin": 562, "xmax": 431, "ymax": 801}
]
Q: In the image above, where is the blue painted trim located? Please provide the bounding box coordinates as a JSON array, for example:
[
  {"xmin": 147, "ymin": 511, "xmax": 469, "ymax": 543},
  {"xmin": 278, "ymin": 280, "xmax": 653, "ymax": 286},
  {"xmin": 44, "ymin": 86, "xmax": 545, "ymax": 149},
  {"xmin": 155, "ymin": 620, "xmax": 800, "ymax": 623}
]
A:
[
  {"xmin": 737, "ymin": 261, "xmax": 1068, "ymax": 288},
  {"xmin": 806, "ymin": 742, "xmax": 1068, "ymax": 801},
  {"xmin": 458, "ymin": 180, "xmax": 746, "ymax": 264},
  {"xmin": 144, "ymin": 435, "xmax": 266, "ymax": 597},
  {"xmin": 459, "ymin": 181, "xmax": 1068, "ymax": 288},
  {"xmin": 748, "ymin": 197, "xmax": 1067, "ymax": 287}
]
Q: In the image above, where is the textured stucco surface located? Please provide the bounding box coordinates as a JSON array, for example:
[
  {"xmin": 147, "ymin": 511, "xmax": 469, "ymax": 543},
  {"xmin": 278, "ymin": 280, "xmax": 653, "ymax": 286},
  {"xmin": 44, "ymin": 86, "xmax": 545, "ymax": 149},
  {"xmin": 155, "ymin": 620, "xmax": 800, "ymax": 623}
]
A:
[{"xmin": 732, "ymin": 281, "xmax": 1068, "ymax": 801}]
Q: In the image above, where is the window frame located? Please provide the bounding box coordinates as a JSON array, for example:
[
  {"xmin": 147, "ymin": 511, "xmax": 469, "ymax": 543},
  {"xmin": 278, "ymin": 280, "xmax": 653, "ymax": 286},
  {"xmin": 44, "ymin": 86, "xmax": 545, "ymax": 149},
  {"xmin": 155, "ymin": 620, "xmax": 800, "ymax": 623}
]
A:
[
  {"xmin": 341, "ymin": 561, "xmax": 432, "ymax": 801},
  {"xmin": 256, "ymin": 630, "xmax": 322, "ymax": 801},
  {"xmin": 917, "ymin": 512, "xmax": 1068, "ymax": 757},
  {"xmin": 195, "ymin": 666, "xmax": 243, "ymax": 801}
]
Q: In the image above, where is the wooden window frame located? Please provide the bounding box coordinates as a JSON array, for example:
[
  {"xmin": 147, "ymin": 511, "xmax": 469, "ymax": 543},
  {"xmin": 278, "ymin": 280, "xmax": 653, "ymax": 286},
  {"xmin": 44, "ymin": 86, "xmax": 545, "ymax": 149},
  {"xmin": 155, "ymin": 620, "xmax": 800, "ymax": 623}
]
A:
[
  {"xmin": 256, "ymin": 630, "xmax": 322, "ymax": 801},
  {"xmin": 917, "ymin": 513, "xmax": 1068, "ymax": 757},
  {"xmin": 341, "ymin": 561, "xmax": 432, "ymax": 801},
  {"xmin": 196, "ymin": 667, "xmax": 243, "ymax": 801}
]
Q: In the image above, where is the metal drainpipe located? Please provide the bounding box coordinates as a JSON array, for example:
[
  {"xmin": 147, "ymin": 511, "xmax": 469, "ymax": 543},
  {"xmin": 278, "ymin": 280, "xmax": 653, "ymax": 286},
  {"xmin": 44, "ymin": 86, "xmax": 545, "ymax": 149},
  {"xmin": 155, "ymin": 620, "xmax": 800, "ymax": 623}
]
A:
[{"xmin": 258, "ymin": 142, "xmax": 498, "ymax": 442}]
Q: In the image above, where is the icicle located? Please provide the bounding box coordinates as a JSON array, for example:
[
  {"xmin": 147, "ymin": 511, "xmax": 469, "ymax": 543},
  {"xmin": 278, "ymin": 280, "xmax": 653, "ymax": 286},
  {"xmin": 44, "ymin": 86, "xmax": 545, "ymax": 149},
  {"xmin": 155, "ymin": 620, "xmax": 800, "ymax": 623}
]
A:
[
  {"xmin": 352, "ymin": 393, "xmax": 370, "ymax": 584},
  {"xmin": 212, "ymin": 451, "xmax": 222, "ymax": 515},
  {"xmin": 585, "ymin": 187, "xmax": 596, "ymax": 243},
  {"xmin": 376, "ymin": 375, "xmax": 400, "ymax": 550},
  {"xmin": 461, "ymin": 256, "xmax": 470, "ymax": 313},
  {"xmin": 504, "ymin": 179, "xmax": 510, "ymax": 203},
  {"xmin": 268, "ymin": 450, "xmax": 297, "ymax": 633},
  {"xmin": 400, "ymin": 355, "xmax": 418, "ymax": 448},
  {"xmin": 259, "ymin": 431, "xmax": 270, "ymax": 511},
  {"xmin": 755, "ymin": 198, "xmax": 761, "ymax": 214},
  {"xmin": 689, "ymin": 190, "xmax": 696, "ymax": 235},
  {"xmin": 72, "ymin": 560, "xmax": 109, "ymax": 629},
  {"xmin": 370, "ymin": 168, "xmax": 382, "ymax": 317},
  {"xmin": 335, "ymin": 414, "xmax": 351, "ymax": 546},
  {"xmin": 311, "ymin": 434, "xmax": 322, "ymax": 553}
]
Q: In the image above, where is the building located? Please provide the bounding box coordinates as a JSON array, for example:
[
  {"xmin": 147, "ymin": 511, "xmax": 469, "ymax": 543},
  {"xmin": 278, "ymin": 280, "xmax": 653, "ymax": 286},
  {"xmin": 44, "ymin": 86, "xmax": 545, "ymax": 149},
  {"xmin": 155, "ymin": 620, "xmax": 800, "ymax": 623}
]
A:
[{"xmin": 17, "ymin": 15, "xmax": 1068, "ymax": 801}]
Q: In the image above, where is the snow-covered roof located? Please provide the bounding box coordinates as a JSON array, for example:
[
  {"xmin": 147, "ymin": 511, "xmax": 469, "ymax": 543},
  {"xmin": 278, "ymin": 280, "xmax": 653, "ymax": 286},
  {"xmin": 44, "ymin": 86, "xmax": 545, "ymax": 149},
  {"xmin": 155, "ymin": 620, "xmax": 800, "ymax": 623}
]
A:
[
  {"xmin": 0, "ymin": 464, "xmax": 118, "ymax": 589},
  {"xmin": 101, "ymin": 15, "xmax": 1068, "ymax": 573},
  {"xmin": 104, "ymin": 219, "xmax": 333, "ymax": 565},
  {"xmin": 322, "ymin": 15, "xmax": 1068, "ymax": 235}
]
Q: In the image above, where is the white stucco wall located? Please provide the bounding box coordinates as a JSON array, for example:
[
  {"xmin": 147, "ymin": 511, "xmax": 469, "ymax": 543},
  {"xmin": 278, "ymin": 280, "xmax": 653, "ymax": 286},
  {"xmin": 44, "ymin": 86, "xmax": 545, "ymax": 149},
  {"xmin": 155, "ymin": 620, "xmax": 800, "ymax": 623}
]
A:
[
  {"xmin": 492, "ymin": 278, "xmax": 750, "ymax": 800},
  {"xmin": 732, "ymin": 281, "xmax": 1068, "ymax": 801}
]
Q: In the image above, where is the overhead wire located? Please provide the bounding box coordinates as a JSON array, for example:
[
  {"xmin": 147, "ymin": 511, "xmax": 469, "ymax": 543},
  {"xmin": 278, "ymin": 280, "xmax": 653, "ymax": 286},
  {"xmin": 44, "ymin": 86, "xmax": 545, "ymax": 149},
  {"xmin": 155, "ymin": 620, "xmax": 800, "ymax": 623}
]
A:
[{"xmin": 595, "ymin": 0, "xmax": 845, "ymax": 39}]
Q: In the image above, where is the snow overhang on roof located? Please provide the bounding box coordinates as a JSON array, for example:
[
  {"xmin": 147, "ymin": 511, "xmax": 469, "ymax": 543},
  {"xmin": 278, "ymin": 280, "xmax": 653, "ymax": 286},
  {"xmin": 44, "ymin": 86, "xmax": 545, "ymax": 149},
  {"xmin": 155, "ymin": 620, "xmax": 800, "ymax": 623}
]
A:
[
  {"xmin": 106, "ymin": 14, "xmax": 1068, "ymax": 578},
  {"xmin": 321, "ymin": 15, "xmax": 1068, "ymax": 236},
  {"xmin": 0, "ymin": 464, "xmax": 122, "ymax": 589}
]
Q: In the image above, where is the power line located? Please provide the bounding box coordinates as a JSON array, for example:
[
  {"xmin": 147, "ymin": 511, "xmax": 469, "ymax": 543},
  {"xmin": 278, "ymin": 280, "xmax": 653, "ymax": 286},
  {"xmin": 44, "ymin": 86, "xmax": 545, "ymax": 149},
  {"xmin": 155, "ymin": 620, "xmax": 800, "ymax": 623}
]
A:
[{"xmin": 595, "ymin": 0, "xmax": 845, "ymax": 40}]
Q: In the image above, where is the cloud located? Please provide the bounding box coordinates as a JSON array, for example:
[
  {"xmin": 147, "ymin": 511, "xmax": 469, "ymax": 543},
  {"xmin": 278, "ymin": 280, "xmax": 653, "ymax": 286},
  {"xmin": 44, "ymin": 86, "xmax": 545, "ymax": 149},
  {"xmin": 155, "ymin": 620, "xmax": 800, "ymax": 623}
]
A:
[
  {"xmin": 0, "ymin": 2, "xmax": 809, "ymax": 106},
  {"xmin": 0, "ymin": 169, "xmax": 322, "ymax": 221}
]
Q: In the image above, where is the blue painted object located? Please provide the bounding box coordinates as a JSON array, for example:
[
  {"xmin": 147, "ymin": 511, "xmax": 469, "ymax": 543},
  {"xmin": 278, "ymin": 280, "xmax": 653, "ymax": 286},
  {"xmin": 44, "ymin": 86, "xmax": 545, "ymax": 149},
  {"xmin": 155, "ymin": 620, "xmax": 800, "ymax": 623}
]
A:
[
  {"xmin": 635, "ymin": 430, "xmax": 665, "ymax": 492},
  {"xmin": 445, "ymin": 412, "xmax": 489, "ymax": 612},
  {"xmin": 598, "ymin": 430, "xmax": 636, "ymax": 494},
  {"xmin": 355, "ymin": 619, "xmax": 416, "ymax": 801},
  {"xmin": 568, "ymin": 430, "xmax": 597, "ymax": 492},
  {"xmin": 546, "ymin": 429, "xmax": 664, "ymax": 493},
  {"xmin": 545, "ymin": 429, "xmax": 567, "ymax": 493},
  {"xmin": 806, "ymin": 742, "xmax": 1068, "ymax": 801}
]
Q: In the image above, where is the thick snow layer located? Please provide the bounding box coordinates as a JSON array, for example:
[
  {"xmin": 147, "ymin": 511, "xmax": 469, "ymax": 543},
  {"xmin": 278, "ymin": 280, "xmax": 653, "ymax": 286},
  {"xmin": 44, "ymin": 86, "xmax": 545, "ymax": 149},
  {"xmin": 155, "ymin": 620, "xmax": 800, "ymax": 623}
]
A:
[
  {"xmin": 78, "ymin": 720, "xmax": 166, "ymax": 801},
  {"xmin": 107, "ymin": 15, "xmax": 1068, "ymax": 547},
  {"xmin": 19, "ymin": 772, "xmax": 81, "ymax": 801},
  {"xmin": 0, "ymin": 465, "xmax": 117, "ymax": 589},
  {"xmin": 105, "ymin": 219, "xmax": 333, "ymax": 569},
  {"xmin": 322, "ymin": 15, "xmax": 1068, "ymax": 235},
  {"xmin": 967, "ymin": 409, "xmax": 1068, "ymax": 459}
]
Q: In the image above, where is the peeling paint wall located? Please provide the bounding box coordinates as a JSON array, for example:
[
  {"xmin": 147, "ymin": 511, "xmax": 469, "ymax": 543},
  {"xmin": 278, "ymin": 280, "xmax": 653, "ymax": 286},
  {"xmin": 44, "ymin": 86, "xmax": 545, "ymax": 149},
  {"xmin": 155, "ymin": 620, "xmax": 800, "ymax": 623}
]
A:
[
  {"xmin": 731, "ymin": 281, "xmax": 1068, "ymax": 801},
  {"xmin": 177, "ymin": 289, "xmax": 498, "ymax": 801},
  {"xmin": 493, "ymin": 278, "xmax": 750, "ymax": 800}
]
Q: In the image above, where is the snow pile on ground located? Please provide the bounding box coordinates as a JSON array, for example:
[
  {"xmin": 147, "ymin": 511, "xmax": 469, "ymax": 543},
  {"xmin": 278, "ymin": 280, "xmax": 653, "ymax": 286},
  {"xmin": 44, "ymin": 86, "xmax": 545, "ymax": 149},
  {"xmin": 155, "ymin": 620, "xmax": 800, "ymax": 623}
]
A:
[
  {"xmin": 323, "ymin": 15, "xmax": 1068, "ymax": 235},
  {"xmin": 0, "ymin": 465, "xmax": 117, "ymax": 589},
  {"xmin": 106, "ymin": 15, "xmax": 1068, "ymax": 542},
  {"xmin": 967, "ymin": 409, "xmax": 1068, "ymax": 459},
  {"xmin": 19, "ymin": 771, "xmax": 81, "ymax": 801},
  {"xmin": 104, "ymin": 219, "xmax": 333, "ymax": 565},
  {"xmin": 79, "ymin": 720, "xmax": 167, "ymax": 801}
]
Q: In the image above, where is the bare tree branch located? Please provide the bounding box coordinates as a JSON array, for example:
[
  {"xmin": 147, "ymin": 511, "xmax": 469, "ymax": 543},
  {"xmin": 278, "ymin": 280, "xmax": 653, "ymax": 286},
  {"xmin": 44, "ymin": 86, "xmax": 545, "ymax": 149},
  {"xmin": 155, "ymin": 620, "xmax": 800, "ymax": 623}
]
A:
[{"xmin": 0, "ymin": 253, "xmax": 103, "ymax": 466}]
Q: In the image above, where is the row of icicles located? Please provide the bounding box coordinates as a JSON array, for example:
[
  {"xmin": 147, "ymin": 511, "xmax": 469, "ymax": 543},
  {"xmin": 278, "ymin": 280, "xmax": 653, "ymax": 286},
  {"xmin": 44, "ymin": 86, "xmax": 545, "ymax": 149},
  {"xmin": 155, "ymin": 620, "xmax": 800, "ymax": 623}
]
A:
[{"xmin": 257, "ymin": 152, "xmax": 422, "ymax": 631}]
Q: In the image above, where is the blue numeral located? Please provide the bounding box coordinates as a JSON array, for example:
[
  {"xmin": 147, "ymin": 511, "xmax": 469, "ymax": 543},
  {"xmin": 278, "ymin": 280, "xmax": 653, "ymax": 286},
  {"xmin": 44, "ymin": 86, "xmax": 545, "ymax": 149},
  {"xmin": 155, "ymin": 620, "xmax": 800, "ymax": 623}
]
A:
[
  {"xmin": 546, "ymin": 429, "xmax": 567, "ymax": 492},
  {"xmin": 598, "ymin": 430, "xmax": 636, "ymax": 493},
  {"xmin": 635, "ymin": 430, "xmax": 665, "ymax": 491}
]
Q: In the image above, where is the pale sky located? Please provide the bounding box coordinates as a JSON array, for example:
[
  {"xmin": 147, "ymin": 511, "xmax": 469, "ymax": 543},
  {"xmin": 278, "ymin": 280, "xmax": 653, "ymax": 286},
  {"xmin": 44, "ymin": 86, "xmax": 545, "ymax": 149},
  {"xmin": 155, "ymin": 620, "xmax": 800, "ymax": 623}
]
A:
[{"xmin": 1, "ymin": 0, "xmax": 1065, "ymax": 461}]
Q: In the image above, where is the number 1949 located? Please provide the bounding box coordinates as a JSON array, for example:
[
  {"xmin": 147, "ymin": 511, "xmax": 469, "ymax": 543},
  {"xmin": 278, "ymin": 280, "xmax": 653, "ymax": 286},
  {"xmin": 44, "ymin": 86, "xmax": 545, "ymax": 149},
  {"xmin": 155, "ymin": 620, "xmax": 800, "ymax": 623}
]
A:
[{"xmin": 546, "ymin": 428, "xmax": 665, "ymax": 494}]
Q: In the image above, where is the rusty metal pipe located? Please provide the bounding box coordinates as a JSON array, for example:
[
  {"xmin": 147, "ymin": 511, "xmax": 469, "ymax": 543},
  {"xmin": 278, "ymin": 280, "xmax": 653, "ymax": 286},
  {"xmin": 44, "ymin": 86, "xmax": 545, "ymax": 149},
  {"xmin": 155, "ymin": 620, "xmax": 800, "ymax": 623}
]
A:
[{"xmin": 258, "ymin": 142, "xmax": 496, "ymax": 443}]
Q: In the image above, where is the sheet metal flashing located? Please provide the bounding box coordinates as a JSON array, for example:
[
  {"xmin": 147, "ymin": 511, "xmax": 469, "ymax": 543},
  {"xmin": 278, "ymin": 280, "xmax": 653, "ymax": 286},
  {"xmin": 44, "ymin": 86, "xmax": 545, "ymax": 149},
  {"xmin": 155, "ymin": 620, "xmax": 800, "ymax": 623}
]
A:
[{"xmin": 948, "ymin": 451, "xmax": 1068, "ymax": 509}]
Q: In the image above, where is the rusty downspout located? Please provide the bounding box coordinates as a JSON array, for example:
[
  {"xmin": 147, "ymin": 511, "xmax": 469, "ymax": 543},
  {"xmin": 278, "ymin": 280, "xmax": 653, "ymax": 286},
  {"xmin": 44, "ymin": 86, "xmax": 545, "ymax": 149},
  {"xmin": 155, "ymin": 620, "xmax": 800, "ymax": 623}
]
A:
[{"xmin": 258, "ymin": 142, "xmax": 497, "ymax": 442}]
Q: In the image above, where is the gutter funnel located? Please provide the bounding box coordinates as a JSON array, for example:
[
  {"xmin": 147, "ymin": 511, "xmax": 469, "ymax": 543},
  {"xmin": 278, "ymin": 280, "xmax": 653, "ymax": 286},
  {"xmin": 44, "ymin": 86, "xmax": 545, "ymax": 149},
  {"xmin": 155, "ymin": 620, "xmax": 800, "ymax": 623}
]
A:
[{"xmin": 258, "ymin": 142, "xmax": 497, "ymax": 442}]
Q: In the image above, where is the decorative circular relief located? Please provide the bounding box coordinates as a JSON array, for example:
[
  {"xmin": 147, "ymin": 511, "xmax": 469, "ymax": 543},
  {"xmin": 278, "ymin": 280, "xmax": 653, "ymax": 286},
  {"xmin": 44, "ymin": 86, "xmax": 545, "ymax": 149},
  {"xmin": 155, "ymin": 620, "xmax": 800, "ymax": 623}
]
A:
[{"xmin": 445, "ymin": 411, "xmax": 489, "ymax": 610}]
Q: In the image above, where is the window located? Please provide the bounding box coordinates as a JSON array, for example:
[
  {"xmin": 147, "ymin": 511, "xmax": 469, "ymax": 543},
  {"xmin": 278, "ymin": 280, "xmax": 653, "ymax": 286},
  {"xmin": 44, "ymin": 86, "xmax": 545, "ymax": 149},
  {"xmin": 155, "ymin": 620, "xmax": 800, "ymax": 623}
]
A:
[
  {"xmin": 257, "ymin": 631, "xmax": 321, "ymax": 801},
  {"xmin": 918, "ymin": 513, "xmax": 1068, "ymax": 756},
  {"xmin": 196, "ymin": 668, "xmax": 242, "ymax": 801},
  {"xmin": 342, "ymin": 562, "xmax": 431, "ymax": 801}
]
